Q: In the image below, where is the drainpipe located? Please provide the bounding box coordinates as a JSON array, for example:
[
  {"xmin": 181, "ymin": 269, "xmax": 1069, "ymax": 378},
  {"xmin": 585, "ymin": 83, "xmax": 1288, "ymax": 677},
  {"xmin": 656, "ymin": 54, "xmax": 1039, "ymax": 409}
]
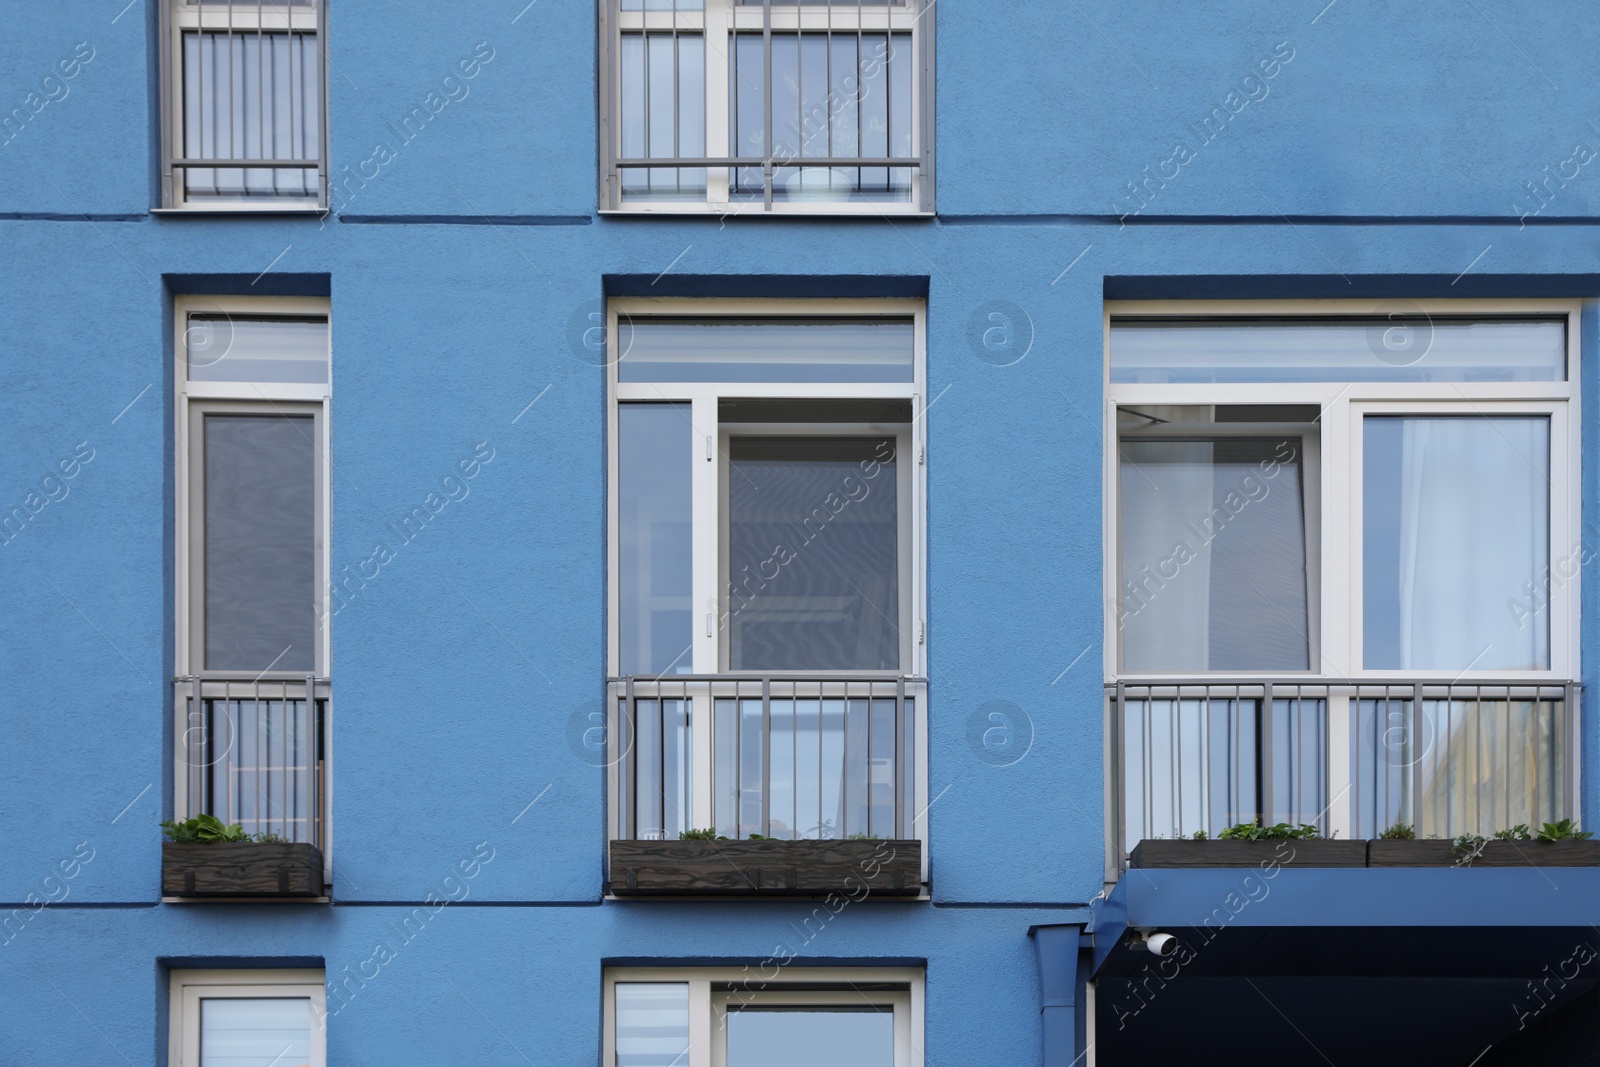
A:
[{"xmin": 1030, "ymin": 923, "xmax": 1087, "ymax": 1067}]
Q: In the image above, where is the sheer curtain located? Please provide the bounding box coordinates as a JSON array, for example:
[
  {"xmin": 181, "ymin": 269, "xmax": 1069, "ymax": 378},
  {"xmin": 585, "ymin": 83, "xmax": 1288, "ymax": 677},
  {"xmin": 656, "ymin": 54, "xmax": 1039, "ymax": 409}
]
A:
[
  {"xmin": 1119, "ymin": 439, "xmax": 1309, "ymax": 672},
  {"xmin": 183, "ymin": 30, "xmax": 320, "ymax": 198},
  {"xmin": 1366, "ymin": 416, "xmax": 1549, "ymax": 671}
]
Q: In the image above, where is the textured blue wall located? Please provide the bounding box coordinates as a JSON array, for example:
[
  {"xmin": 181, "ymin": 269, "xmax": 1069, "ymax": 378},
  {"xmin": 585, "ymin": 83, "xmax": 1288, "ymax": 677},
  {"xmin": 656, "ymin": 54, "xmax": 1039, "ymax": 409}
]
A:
[{"xmin": 4, "ymin": 0, "xmax": 1600, "ymax": 1062}]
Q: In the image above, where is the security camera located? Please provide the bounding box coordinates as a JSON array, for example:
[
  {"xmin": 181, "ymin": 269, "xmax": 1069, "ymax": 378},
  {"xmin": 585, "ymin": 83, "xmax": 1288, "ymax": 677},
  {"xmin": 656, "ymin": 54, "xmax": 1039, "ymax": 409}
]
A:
[{"xmin": 1144, "ymin": 931, "xmax": 1177, "ymax": 958}]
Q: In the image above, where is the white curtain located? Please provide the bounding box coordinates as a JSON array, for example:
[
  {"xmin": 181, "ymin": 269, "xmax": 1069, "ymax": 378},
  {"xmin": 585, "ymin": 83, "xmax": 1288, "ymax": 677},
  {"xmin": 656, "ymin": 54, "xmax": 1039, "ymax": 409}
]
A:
[
  {"xmin": 1119, "ymin": 442, "xmax": 1214, "ymax": 671},
  {"xmin": 183, "ymin": 31, "xmax": 320, "ymax": 198},
  {"xmin": 1390, "ymin": 417, "xmax": 1548, "ymax": 670}
]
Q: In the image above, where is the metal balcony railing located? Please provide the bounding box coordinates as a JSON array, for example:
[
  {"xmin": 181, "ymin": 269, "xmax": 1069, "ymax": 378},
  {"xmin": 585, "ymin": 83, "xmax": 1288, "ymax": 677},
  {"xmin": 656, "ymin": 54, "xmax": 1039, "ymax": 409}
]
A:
[
  {"xmin": 610, "ymin": 675, "xmax": 924, "ymax": 842},
  {"xmin": 600, "ymin": 0, "xmax": 933, "ymax": 211},
  {"xmin": 174, "ymin": 675, "xmax": 328, "ymax": 849},
  {"xmin": 162, "ymin": 0, "xmax": 327, "ymax": 207},
  {"xmin": 1109, "ymin": 679, "xmax": 1579, "ymax": 874}
]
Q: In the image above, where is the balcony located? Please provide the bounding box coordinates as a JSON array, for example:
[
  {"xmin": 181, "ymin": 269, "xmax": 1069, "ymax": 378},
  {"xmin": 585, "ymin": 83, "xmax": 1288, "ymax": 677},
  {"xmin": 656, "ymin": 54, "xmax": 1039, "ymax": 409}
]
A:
[
  {"xmin": 607, "ymin": 675, "xmax": 926, "ymax": 896},
  {"xmin": 1108, "ymin": 678, "xmax": 1579, "ymax": 877},
  {"xmin": 168, "ymin": 675, "xmax": 328, "ymax": 897}
]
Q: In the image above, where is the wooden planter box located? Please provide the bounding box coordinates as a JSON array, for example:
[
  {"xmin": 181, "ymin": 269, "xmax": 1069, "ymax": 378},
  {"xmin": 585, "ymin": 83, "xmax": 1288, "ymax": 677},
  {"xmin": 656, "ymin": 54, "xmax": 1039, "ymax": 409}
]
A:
[
  {"xmin": 162, "ymin": 842, "xmax": 325, "ymax": 898},
  {"xmin": 608, "ymin": 838, "xmax": 923, "ymax": 897},
  {"xmin": 1129, "ymin": 839, "xmax": 1367, "ymax": 869},
  {"xmin": 1367, "ymin": 839, "xmax": 1600, "ymax": 868}
]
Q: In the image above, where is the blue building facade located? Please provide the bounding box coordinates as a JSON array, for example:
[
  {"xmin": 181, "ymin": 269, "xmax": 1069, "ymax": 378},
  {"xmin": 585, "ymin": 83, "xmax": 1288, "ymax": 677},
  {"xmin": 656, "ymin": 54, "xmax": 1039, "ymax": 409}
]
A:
[{"xmin": 5, "ymin": 2, "xmax": 1600, "ymax": 1064}]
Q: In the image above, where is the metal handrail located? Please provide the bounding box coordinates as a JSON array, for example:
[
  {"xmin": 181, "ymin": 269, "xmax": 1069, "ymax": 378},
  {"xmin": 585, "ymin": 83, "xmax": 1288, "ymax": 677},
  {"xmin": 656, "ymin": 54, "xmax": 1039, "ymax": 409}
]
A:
[
  {"xmin": 1107, "ymin": 677, "xmax": 1580, "ymax": 876},
  {"xmin": 611, "ymin": 675, "xmax": 925, "ymax": 842},
  {"xmin": 173, "ymin": 673, "xmax": 328, "ymax": 849}
]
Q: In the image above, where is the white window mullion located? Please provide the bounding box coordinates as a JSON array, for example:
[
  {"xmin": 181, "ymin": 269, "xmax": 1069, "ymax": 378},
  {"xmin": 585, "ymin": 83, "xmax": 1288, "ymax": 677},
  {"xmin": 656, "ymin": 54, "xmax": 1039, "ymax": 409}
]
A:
[
  {"xmin": 1320, "ymin": 392, "xmax": 1355, "ymax": 677},
  {"xmin": 1549, "ymin": 402, "xmax": 1575, "ymax": 678},
  {"xmin": 689, "ymin": 979, "xmax": 714, "ymax": 1067},
  {"xmin": 1326, "ymin": 693, "xmax": 1353, "ymax": 840},
  {"xmin": 691, "ymin": 395, "xmax": 720, "ymax": 673},
  {"xmin": 703, "ymin": 0, "xmax": 731, "ymax": 205}
]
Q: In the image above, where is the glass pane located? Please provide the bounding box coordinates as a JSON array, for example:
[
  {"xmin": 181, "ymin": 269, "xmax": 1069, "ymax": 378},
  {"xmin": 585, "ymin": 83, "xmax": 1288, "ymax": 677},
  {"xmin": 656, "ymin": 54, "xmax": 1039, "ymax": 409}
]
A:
[
  {"xmin": 1110, "ymin": 318, "xmax": 1566, "ymax": 383},
  {"xmin": 727, "ymin": 1008, "xmax": 894, "ymax": 1067},
  {"xmin": 187, "ymin": 317, "xmax": 329, "ymax": 384},
  {"xmin": 738, "ymin": 697, "xmax": 765, "ymax": 835},
  {"xmin": 620, "ymin": 319, "xmax": 914, "ymax": 383},
  {"xmin": 208, "ymin": 696, "xmax": 316, "ymax": 843},
  {"xmin": 728, "ymin": 437, "xmax": 900, "ymax": 670},
  {"xmin": 204, "ymin": 414, "xmax": 316, "ymax": 672},
  {"xmin": 182, "ymin": 31, "xmax": 320, "ymax": 200},
  {"xmin": 1119, "ymin": 438, "xmax": 1309, "ymax": 672},
  {"xmin": 1363, "ymin": 416, "xmax": 1549, "ymax": 670},
  {"xmin": 769, "ymin": 698, "xmax": 795, "ymax": 838},
  {"xmin": 199, "ymin": 997, "xmax": 310, "ymax": 1067},
  {"xmin": 618, "ymin": 32, "xmax": 706, "ymax": 201},
  {"xmin": 619, "ymin": 404, "xmax": 693, "ymax": 676},
  {"xmin": 631, "ymin": 698, "xmax": 692, "ymax": 839},
  {"xmin": 615, "ymin": 983, "xmax": 690, "ymax": 1067},
  {"xmin": 1118, "ymin": 696, "xmax": 1327, "ymax": 851},
  {"xmin": 1354, "ymin": 696, "xmax": 1567, "ymax": 838},
  {"xmin": 869, "ymin": 697, "xmax": 896, "ymax": 837},
  {"xmin": 731, "ymin": 31, "xmax": 914, "ymax": 204}
]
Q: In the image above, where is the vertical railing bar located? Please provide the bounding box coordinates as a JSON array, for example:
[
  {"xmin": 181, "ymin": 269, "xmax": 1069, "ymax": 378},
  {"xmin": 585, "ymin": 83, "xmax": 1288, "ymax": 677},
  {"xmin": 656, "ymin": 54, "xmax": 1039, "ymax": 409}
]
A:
[
  {"xmin": 1201, "ymin": 686, "xmax": 1212, "ymax": 839},
  {"xmin": 1168, "ymin": 689, "xmax": 1179, "ymax": 840},
  {"xmin": 1261, "ymin": 682, "xmax": 1274, "ymax": 825},
  {"xmin": 626, "ymin": 676, "xmax": 636, "ymax": 839},
  {"xmin": 256, "ymin": 0, "xmax": 265, "ymax": 191},
  {"xmin": 815, "ymin": 681, "xmax": 824, "ymax": 839},
  {"xmin": 1142, "ymin": 690, "xmax": 1152, "ymax": 846},
  {"xmin": 1408, "ymin": 683, "xmax": 1421, "ymax": 835},
  {"xmin": 895, "ymin": 677, "xmax": 906, "ymax": 839},
  {"xmin": 307, "ymin": 674, "xmax": 318, "ymax": 849},
  {"xmin": 671, "ymin": 0, "xmax": 680, "ymax": 194},
  {"xmin": 200, "ymin": 679, "xmax": 212, "ymax": 819},
  {"xmin": 1112, "ymin": 681, "xmax": 1124, "ymax": 868},
  {"xmin": 762, "ymin": 676, "xmax": 771, "ymax": 838},
  {"xmin": 842, "ymin": 680, "xmax": 852, "ymax": 838},
  {"xmin": 762, "ymin": 0, "xmax": 773, "ymax": 208},
  {"xmin": 1566, "ymin": 684, "xmax": 1578, "ymax": 823}
]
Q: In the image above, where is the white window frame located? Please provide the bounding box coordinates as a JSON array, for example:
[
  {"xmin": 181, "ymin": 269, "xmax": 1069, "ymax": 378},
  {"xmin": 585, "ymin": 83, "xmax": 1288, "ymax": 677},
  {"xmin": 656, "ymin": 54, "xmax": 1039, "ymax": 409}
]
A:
[
  {"xmin": 602, "ymin": 966, "xmax": 923, "ymax": 1067},
  {"xmin": 168, "ymin": 968, "xmax": 327, "ymax": 1067},
  {"xmin": 607, "ymin": 297, "xmax": 928, "ymax": 679},
  {"xmin": 174, "ymin": 295, "xmax": 333, "ymax": 679},
  {"xmin": 172, "ymin": 296, "xmax": 333, "ymax": 880},
  {"xmin": 1102, "ymin": 298, "xmax": 1582, "ymax": 685},
  {"xmin": 159, "ymin": 0, "xmax": 329, "ymax": 212},
  {"xmin": 597, "ymin": 0, "xmax": 935, "ymax": 216}
]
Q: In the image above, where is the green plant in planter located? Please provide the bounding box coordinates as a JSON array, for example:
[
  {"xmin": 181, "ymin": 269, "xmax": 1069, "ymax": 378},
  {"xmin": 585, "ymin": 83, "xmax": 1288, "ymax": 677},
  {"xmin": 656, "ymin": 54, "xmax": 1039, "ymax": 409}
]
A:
[
  {"xmin": 160, "ymin": 816, "xmax": 289, "ymax": 844},
  {"xmin": 1378, "ymin": 823, "xmax": 1416, "ymax": 840},
  {"xmin": 1493, "ymin": 824, "xmax": 1532, "ymax": 841},
  {"xmin": 678, "ymin": 827, "xmax": 730, "ymax": 841},
  {"xmin": 1536, "ymin": 819, "xmax": 1593, "ymax": 842},
  {"xmin": 161, "ymin": 814, "xmax": 248, "ymax": 843},
  {"xmin": 1190, "ymin": 830, "xmax": 1209, "ymax": 841},
  {"xmin": 1218, "ymin": 820, "xmax": 1321, "ymax": 841},
  {"xmin": 847, "ymin": 833, "xmax": 883, "ymax": 841},
  {"xmin": 1451, "ymin": 833, "xmax": 1487, "ymax": 866}
]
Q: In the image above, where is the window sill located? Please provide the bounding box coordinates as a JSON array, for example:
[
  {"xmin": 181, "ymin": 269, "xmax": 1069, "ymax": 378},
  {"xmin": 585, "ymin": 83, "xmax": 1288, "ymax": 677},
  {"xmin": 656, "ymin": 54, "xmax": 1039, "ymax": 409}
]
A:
[
  {"xmin": 599, "ymin": 205, "xmax": 934, "ymax": 219},
  {"xmin": 152, "ymin": 206, "xmax": 327, "ymax": 217}
]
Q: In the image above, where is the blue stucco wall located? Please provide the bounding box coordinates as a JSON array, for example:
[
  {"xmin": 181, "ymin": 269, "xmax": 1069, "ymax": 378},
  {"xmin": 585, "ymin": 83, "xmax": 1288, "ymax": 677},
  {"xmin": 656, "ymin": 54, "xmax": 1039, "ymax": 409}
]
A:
[{"xmin": 4, "ymin": 0, "xmax": 1600, "ymax": 1063}]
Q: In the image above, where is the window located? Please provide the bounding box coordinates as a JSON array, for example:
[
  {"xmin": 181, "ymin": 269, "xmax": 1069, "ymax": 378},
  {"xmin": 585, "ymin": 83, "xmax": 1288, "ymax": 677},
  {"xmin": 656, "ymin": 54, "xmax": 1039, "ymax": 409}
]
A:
[
  {"xmin": 169, "ymin": 970, "xmax": 326, "ymax": 1067},
  {"xmin": 598, "ymin": 0, "xmax": 934, "ymax": 214},
  {"xmin": 610, "ymin": 301, "xmax": 925, "ymax": 678},
  {"xmin": 607, "ymin": 300, "xmax": 927, "ymax": 847},
  {"xmin": 160, "ymin": 0, "xmax": 327, "ymax": 210},
  {"xmin": 1104, "ymin": 302, "xmax": 1581, "ymax": 855},
  {"xmin": 604, "ymin": 967, "xmax": 923, "ymax": 1067},
  {"xmin": 173, "ymin": 297, "xmax": 330, "ymax": 862}
]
